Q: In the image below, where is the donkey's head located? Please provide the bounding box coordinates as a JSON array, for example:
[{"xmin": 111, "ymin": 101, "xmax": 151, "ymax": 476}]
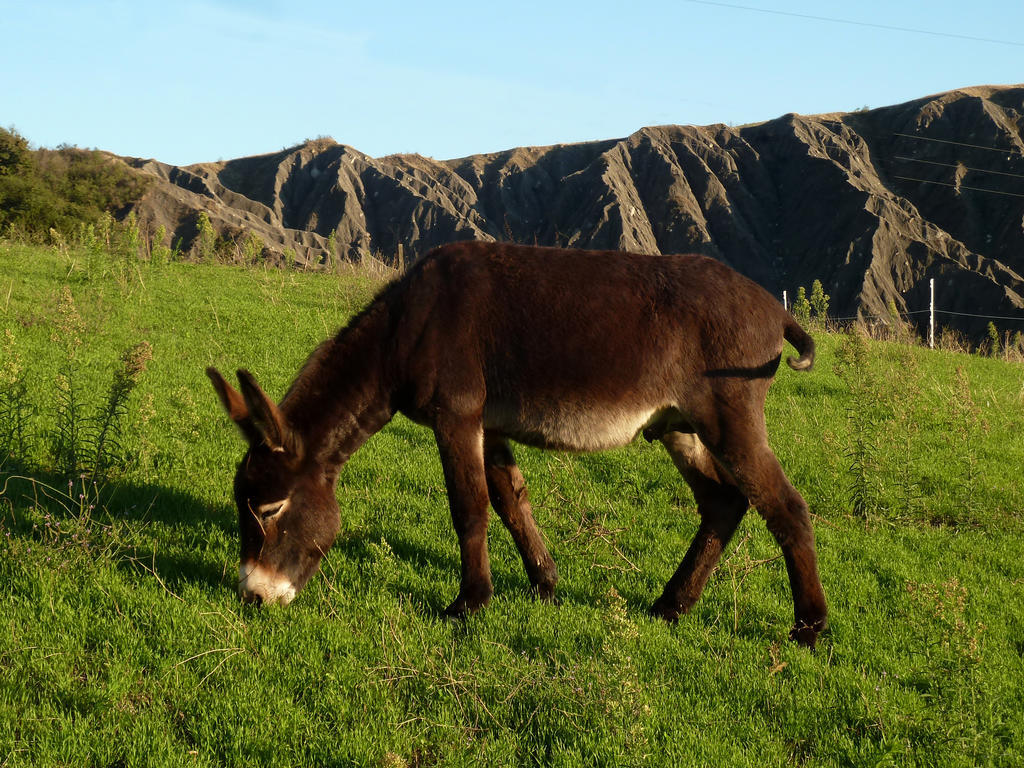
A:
[{"xmin": 207, "ymin": 367, "xmax": 340, "ymax": 606}]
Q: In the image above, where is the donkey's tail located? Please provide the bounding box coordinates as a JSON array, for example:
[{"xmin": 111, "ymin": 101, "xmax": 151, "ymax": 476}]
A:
[{"xmin": 784, "ymin": 319, "xmax": 816, "ymax": 371}]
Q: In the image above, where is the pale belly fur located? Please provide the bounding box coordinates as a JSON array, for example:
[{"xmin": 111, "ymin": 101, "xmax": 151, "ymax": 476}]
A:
[{"xmin": 484, "ymin": 402, "xmax": 684, "ymax": 452}]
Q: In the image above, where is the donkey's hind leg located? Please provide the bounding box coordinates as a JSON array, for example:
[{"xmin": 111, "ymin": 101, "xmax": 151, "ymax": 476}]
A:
[
  {"xmin": 710, "ymin": 424, "xmax": 828, "ymax": 648},
  {"xmin": 650, "ymin": 430, "xmax": 749, "ymax": 622},
  {"xmin": 484, "ymin": 433, "xmax": 558, "ymax": 600},
  {"xmin": 434, "ymin": 413, "xmax": 493, "ymax": 617}
]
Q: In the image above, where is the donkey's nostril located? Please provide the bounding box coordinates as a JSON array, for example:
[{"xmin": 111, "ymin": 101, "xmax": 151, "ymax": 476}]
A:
[
  {"xmin": 242, "ymin": 591, "xmax": 263, "ymax": 607},
  {"xmin": 238, "ymin": 587, "xmax": 264, "ymax": 606}
]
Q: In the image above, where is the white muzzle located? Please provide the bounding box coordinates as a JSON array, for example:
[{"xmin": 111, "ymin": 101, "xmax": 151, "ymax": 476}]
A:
[{"xmin": 238, "ymin": 561, "xmax": 297, "ymax": 606}]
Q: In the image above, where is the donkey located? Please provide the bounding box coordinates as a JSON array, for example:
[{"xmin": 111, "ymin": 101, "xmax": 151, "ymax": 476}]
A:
[{"xmin": 208, "ymin": 241, "xmax": 827, "ymax": 646}]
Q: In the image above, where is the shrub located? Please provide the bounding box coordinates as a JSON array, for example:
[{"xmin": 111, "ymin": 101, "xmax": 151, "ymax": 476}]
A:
[
  {"xmin": 791, "ymin": 286, "xmax": 810, "ymax": 323},
  {"xmin": 87, "ymin": 341, "xmax": 153, "ymax": 478},
  {"xmin": 986, "ymin": 322, "xmax": 999, "ymax": 357},
  {"xmin": 0, "ymin": 127, "xmax": 31, "ymax": 177},
  {"xmin": 809, "ymin": 279, "xmax": 829, "ymax": 322},
  {"xmin": 0, "ymin": 328, "xmax": 33, "ymax": 465},
  {"xmin": 194, "ymin": 212, "xmax": 216, "ymax": 262},
  {"xmin": 150, "ymin": 224, "xmax": 171, "ymax": 266},
  {"xmin": 241, "ymin": 231, "xmax": 264, "ymax": 265}
]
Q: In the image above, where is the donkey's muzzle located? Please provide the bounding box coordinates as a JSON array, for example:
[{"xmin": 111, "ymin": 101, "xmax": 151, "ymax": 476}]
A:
[{"xmin": 238, "ymin": 561, "xmax": 297, "ymax": 606}]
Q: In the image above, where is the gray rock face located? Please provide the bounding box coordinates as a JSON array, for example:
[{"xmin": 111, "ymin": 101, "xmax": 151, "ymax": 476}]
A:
[{"xmin": 125, "ymin": 85, "xmax": 1024, "ymax": 338}]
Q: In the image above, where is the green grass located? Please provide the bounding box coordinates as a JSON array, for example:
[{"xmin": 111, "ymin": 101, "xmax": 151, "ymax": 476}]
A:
[{"xmin": 1, "ymin": 242, "xmax": 1023, "ymax": 767}]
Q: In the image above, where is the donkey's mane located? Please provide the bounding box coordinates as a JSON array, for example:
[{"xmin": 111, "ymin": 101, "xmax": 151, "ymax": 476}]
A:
[{"xmin": 280, "ymin": 274, "xmax": 405, "ymax": 416}]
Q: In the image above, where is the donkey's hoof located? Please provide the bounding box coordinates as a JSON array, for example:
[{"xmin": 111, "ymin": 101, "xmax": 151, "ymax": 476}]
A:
[
  {"xmin": 443, "ymin": 603, "xmax": 469, "ymax": 620},
  {"xmin": 443, "ymin": 590, "xmax": 491, "ymax": 619},
  {"xmin": 532, "ymin": 588, "xmax": 560, "ymax": 606},
  {"xmin": 648, "ymin": 597, "xmax": 681, "ymax": 623},
  {"xmin": 788, "ymin": 619, "xmax": 826, "ymax": 649},
  {"xmin": 533, "ymin": 580, "xmax": 558, "ymax": 603}
]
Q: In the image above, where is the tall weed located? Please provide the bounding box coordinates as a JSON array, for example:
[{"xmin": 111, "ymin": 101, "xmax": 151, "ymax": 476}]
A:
[
  {"xmin": 0, "ymin": 328, "xmax": 33, "ymax": 464},
  {"xmin": 50, "ymin": 286, "xmax": 86, "ymax": 476},
  {"xmin": 944, "ymin": 367, "xmax": 987, "ymax": 525},
  {"xmin": 41, "ymin": 287, "xmax": 151, "ymax": 480},
  {"xmin": 833, "ymin": 327, "xmax": 886, "ymax": 519},
  {"xmin": 86, "ymin": 341, "xmax": 153, "ymax": 478},
  {"xmin": 833, "ymin": 328, "xmax": 929, "ymax": 522}
]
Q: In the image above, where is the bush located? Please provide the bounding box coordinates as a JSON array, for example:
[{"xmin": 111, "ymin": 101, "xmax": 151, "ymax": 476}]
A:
[
  {"xmin": 809, "ymin": 279, "xmax": 829, "ymax": 321},
  {"xmin": 791, "ymin": 286, "xmax": 810, "ymax": 323},
  {"xmin": 0, "ymin": 127, "xmax": 31, "ymax": 177}
]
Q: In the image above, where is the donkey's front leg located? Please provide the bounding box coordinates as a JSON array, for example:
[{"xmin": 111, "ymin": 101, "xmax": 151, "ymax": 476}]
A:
[
  {"xmin": 434, "ymin": 413, "xmax": 493, "ymax": 617},
  {"xmin": 483, "ymin": 433, "xmax": 558, "ymax": 601}
]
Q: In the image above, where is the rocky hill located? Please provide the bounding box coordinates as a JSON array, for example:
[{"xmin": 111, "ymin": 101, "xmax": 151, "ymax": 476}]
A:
[{"xmin": 122, "ymin": 84, "xmax": 1024, "ymax": 337}]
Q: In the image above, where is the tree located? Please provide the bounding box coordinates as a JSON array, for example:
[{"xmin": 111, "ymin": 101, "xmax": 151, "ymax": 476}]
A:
[
  {"xmin": 0, "ymin": 127, "xmax": 31, "ymax": 177},
  {"xmin": 791, "ymin": 286, "xmax": 811, "ymax": 323},
  {"xmin": 194, "ymin": 211, "xmax": 216, "ymax": 261},
  {"xmin": 987, "ymin": 322, "xmax": 999, "ymax": 357},
  {"xmin": 809, "ymin": 279, "xmax": 830, "ymax": 321}
]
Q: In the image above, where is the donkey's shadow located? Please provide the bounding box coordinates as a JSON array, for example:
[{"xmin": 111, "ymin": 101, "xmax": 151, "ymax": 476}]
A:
[{"xmin": 0, "ymin": 466, "xmax": 234, "ymax": 594}]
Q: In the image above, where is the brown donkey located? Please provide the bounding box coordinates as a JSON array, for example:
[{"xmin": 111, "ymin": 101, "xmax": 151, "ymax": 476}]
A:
[{"xmin": 208, "ymin": 241, "xmax": 827, "ymax": 646}]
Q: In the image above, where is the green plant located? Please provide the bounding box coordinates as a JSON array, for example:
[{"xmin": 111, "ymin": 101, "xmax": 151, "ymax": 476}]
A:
[
  {"xmin": 0, "ymin": 135, "xmax": 149, "ymax": 242},
  {"xmin": 833, "ymin": 326, "xmax": 884, "ymax": 519},
  {"xmin": 809, "ymin": 279, "xmax": 829, "ymax": 323},
  {"xmin": 791, "ymin": 285, "xmax": 810, "ymax": 323},
  {"xmin": 948, "ymin": 367, "xmax": 986, "ymax": 524},
  {"xmin": 41, "ymin": 286, "xmax": 152, "ymax": 480},
  {"xmin": 194, "ymin": 211, "xmax": 216, "ymax": 262},
  {"xmin": 49, "ymin": 287, "xmax": 86, "ymax": 476},
  {"xmin": 886, "ymin": 346, "xmax": 924, "ymax": 519},
  {"xmin": 119, "ymin": 211, "xmax": 141, "ymax": 262},
  {"xmin": 0, "ymin": 126, "xmax": 31, "ymax": 177},
  {"xmin": 240, "ymin": 231, "xmax": 264, "ymax": 266},
  {"xmin": 86, "ymin": 341, "xmax": 152, "ymax": 479},
  {"xmin": 150, "ymin": 224, "xmax": 171, "ymax": 267},
  {"xmin": 0, "ymin": 328, "xmax": 33, "ymax": 464},
  {"xmin": 986, "ymin": 322, "xmax": 999, "ymax": 357},
  {"xmin": 326, "ymin": 228, "xmax": 339, "ymax": 271}
]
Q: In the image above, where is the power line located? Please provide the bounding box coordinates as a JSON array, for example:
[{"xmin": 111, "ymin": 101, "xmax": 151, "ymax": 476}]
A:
[
  {"xmin": 935, "ymin": 309, "xmax": 1024, "ymax": 321},
  {"xmin": 894, "ymin": 155, "xmax": 1024, "ymax": 181},
  {"xmin": 681, "ymin": 0, "xmax": 1024, "ymax": 47},
  {"xmin": 823, "ymin": 308, "xmax": 1021, "ymax": 323},
  {"xmin": 894, "ymin": 133, "xmax": 1024, "ymax": 156},
  {"xmin": 893, "ymin": 175, "xmax": 1024, "ymax": 199}
]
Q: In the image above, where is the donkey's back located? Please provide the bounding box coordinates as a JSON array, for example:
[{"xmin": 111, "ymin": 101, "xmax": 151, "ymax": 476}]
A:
[{"xmin": 392, "ymin": 243, "xmax": 812, "ymax": 454}]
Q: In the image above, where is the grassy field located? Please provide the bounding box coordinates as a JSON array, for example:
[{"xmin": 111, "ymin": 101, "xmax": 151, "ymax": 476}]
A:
[{"xmin": 1, "ymin": 241, "xmax": 1023, "ymax": 767}]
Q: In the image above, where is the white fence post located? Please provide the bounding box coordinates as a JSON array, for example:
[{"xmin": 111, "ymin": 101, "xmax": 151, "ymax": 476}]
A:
[
  {"xmin": 783, "ymin": 290, "xmax": 788, "ymax": 311},
  {"xmin": 929, "ymin": 278, "xmax": 935, "ymax": 349}
]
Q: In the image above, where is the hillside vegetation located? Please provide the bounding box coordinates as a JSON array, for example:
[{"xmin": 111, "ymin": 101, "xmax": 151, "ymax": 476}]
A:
[
  {"xmin": 1, "ymin": 242, "xmax": 1022, "ymax": 767},
  {"xmin": 0, "ymin": 127, "xmax": 149, "ymax": 241}
]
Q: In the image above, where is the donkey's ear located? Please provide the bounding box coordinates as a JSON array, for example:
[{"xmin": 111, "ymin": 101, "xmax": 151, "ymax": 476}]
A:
[
  {"xmin": 235, "ymin": 369, "xmax": 302, "ymax": 457},
  {"xmin": 206, "ymin": 366, "xmax": 262, "ymax": 445}
]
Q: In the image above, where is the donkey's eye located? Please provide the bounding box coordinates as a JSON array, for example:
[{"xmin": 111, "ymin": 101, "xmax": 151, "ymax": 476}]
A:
[{"xmin": 255, "ymin": 499, "xmax": 288, "ymax": 522}]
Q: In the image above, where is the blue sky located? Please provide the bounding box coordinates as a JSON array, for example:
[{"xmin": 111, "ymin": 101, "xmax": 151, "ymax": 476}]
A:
[{"xmin": 3, "ymin": 0, "xmax": 1022, "ymax": 165}]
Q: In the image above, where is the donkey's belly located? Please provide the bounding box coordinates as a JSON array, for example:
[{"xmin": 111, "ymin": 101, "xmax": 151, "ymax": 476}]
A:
[{"xmin": 484, "ymin": 402, "xmax": 683, "ymax": 452}]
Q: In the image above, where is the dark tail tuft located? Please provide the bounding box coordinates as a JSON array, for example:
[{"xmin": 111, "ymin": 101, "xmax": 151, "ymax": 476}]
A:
[{"xmin": 785, "ymin": 319, "xmax": 815, "ymax": 371}]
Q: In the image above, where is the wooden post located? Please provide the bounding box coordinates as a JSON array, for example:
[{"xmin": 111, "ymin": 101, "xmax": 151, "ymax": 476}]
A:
[
  {"xmin": 929, "ymin": 278, "xmax": 935, "ymax": 349},
  {"xmin": 783, "ymin": 290, "xmax": 788, "ymax": 311}
]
